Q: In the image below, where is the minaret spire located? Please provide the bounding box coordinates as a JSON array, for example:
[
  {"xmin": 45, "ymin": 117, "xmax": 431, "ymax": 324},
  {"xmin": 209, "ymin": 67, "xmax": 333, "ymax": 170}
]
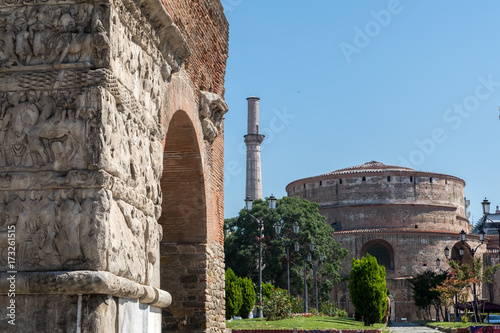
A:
[{"xmin": 245, "ymin": 96, "xmax": 265, "ymax": 200}]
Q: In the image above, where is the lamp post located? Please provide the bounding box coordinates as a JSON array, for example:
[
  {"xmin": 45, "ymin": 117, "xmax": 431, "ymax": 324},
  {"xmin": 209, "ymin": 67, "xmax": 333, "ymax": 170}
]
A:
[
  {"xmin": 244, "ymin": 194, "xmax": 277, "ymax": 318},
  {"xmin": 458, "ymin": 229, "xmax": 485, "ymax": 323},
  {"xmin": 435, "ymin": 257, "xmax": 451, "ymax": 322},
  {"xmin": 294, "ymin": 241, "xmax": 312, "ymax": 313},
  {"xmin": 312, "ymin": 252, "xmax": 325, "ymax": 312},
  {"xmin": 482, "ymin": 198, "xmax": 500, "ymax": 248},
  {"xmin": 273, "ymin": 220, "xmax": 299, "ymax": 294},
  {"xmin": 444, "ymin": 246, "xmax": 459, "ymax": 322}
]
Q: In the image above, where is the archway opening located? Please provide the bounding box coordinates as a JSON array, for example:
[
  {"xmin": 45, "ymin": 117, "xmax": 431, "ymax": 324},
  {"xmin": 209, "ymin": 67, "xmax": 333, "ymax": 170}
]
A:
[
  {"xmin": 451, "ymin": 242, "xmax": 474, "ymax": 266},
  {"xmin": 361, "ymin": 239, "xmax": 395, "ymax": 270},
  {"xmin": 159, "ymin": 110, "xmax": 206, "ymax": 244}
]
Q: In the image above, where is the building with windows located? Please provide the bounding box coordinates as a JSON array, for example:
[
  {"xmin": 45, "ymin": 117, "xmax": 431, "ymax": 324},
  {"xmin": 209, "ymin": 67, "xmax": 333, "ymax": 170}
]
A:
[{"xmin": 286, "ymin": 161, "xmax": 482, "ymax": 321}]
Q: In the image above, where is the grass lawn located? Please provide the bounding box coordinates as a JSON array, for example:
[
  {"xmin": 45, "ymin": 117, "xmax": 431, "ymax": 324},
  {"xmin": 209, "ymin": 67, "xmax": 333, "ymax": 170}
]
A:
[
  {"xmin": 414, "ymin": 320, "xmax": 496, "ymax": 329},
  {"xmin": 226, "ymin": 316, "xmax": 386, "ymax": 330}
]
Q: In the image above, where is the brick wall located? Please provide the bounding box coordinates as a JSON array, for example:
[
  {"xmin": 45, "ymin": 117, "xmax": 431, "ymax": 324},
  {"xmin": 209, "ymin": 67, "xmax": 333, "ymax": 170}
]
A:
[
  {"xmin": 158, "ymin": 1, "xmax": 228, "ymax": 331},
  {"xmin": 288, "ymin": 173, "xmax": 468, "ymax": 232},
  {"xmin": 161, "ymin": 0, "xmax": 229, "ymax": 96}
]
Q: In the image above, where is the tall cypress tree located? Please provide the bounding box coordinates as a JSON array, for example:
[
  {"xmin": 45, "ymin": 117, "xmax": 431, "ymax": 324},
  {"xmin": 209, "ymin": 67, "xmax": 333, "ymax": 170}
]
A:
[
  {"xmin": 238, "ymin": 277, "xmax": 256, "ymax": 318},
  {"xmin": 348, "ymin": 254, "xmax": 388, "ymax": 325},
  {"xmin": 225, "ymin": 268, "xmax": 243, "ymax": 319}
]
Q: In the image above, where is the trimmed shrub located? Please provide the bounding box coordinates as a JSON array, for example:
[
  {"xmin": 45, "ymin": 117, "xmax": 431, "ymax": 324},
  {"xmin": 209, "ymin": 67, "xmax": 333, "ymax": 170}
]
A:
[
  {"xmin": 290, "ymin": 295, "xmax": 304, "ymax": 313},
  {"xmin": 238, "ymin": 277, "xmax": 256, "ymax": 318},
  {"xmin": 262, "ymin": 282, "xmax": 275, "ymax": 300},
  {"xmin": 320, "ymin": 300, "xmax": 335, "ymax": 316},
  {"xmin": 225, "ymin": 268, "xmax": 242, "ymax": 319},
  {"xmin": 263, "ymin": 288, "xmax": 293, "ymax": 320},
  {"xmin": 348, "ymin": 254, "xmax": 388, "ymax": 325}
]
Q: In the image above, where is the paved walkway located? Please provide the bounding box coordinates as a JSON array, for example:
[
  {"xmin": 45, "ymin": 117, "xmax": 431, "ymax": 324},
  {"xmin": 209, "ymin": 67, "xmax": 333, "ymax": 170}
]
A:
[{"xmin": 388, "ymin": 322, "xmax": 439, "ymax": 333}]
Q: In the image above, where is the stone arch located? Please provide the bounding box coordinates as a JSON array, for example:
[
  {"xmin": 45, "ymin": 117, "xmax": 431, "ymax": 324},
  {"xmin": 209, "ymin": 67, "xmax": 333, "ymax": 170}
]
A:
[
  {"xmin": 159, "ymin": 109, "xmax": 207, "ymax": 243},
  {"xmin": 361, "ymin": 239, "xmax": 395, "ymax": 270},
  {"xmin": 452, "ymin": 241, "xmax": 474, "ymax": 266}
]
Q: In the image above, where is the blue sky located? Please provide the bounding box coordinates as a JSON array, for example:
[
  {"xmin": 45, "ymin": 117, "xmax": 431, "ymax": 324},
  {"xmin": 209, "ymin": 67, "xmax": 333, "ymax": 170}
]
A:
[{"xmin": 222, "ymin": 0, "xmax": 500, "ymax": 225}]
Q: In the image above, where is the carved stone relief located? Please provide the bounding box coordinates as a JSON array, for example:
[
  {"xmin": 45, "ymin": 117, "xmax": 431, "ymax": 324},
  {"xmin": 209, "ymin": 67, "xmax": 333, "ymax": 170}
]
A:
[
  {"xmin": 0, "ymin": 88, "xmax": 100, "ymax": 170},
  {"xmin": 110, "ymin": 0, "xmax": 190, "ymax": 77},
  {"xmin": 99, "ymin": 87, "xmax": 163, "ymax": 204},
  {"xmin": 199, "ymin": 91, "xmax": 228, "ymax": 143},
  {"xmin": 108, "ymin": 2, "xmax": 164, "ymax": 127},
  {"xmin": 0, "ymin": 189, "xmax": 106, "ymax": 272},
  {"xmin": 0, "ymin": 4, "xmax": 110, "ymax": 68},
  {"xmin": 0, "ymin": 188, "xmax": 161, "ymax": 283},
  {"xmin": 0, "ymin": 84, "xmax": 163, "ymax": 204}
]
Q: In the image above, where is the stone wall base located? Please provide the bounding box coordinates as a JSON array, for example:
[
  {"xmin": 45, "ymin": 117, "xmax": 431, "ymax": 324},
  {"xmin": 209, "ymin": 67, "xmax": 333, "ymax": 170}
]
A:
[
  {"xmin": 231, "ymin": 329, "xmax": 382, "ymax": 333},
  {"xmin": 161, "ymin": 242, "xmax": 225, "ymax": 332},
  {"xmin": 0, "ymin": 294, "xmax": 162, "ymax": 332}
]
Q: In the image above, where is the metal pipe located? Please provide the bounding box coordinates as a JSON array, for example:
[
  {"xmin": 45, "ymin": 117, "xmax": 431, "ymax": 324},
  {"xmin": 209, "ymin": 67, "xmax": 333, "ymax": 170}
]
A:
[
  {"xmin": 258, "ymin": 223, "xmax": 263, "ymax": 318},
  {"xmin": 315, "ymin": 268, "xmax": 319, "ymax": 312},
  {"xmin": 304, "ymin": 260, "xmax": 308, "ymax": 313},
  {"xmin": 286, "ymin": 245, "xmax": 290, "ymax": 294}
]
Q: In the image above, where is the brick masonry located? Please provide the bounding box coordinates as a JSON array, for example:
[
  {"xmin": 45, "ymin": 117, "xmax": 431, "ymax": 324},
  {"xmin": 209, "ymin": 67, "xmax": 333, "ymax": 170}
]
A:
[
  {"xmin": 156, "ymin": 1, "xmax": 228, "ymax": 331},
  {"xmin": 160, "ymin": 243, "xmax": 225, "ymax": 332},
  {"xmin": 161, "ymin": 0, "xmax": 229, "ymax": 97},
  {"xmin": 286, "ymin": 161, "xmax": 485, "ymax": 321}
]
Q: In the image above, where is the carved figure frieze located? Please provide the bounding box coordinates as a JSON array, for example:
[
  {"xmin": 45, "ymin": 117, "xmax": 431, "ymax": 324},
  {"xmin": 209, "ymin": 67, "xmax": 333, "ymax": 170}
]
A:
[
  {"xmin": 108, "ymin": 7, "xmax": 164, "ymax": 125},
  {"xmin": 110, "ymin": 0, "xmax": 190, "ymax": 78},
  {"xmin": 0, "ymin": 170, "xmax": 159, "ymax": 218},
  {"xmin": 0, "ymin": 189, "xmax": 105, "ymax": 271},
  {"xmin": 0, "ymin": 0, "xmax": 70, "ymax": 5},
  {"xmin": 0, "ymin": 188, "xmax": 160, "ymax": 283},
  {"xmin": 0, "ymin": 4, "xmax": 109, "ymax": 68},
  {"xmin": 0, "ymin": 86, "xmax": 162, "ymax": 200},
  {"xmin": 0, "ymin": 89, "xmax": 102, "ymax": 170},
  {"xmin": 199, "ymin": 91, "xmax": 228, "ymax": 143}
]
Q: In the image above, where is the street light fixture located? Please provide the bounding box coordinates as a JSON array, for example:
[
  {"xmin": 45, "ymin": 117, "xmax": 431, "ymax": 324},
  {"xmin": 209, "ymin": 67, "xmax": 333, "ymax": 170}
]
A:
[
  {"xmin": 481, "ymin": 197, "xmax": 500, "ymax": 247},
  {"xmin": 294, "ymin": 241, "xmax": 313, "ymax": 313},
  {"xmin": 273, "ymin": 220, "xmax": 299, "ymax": 294},
  {"xmin": 444, "ymin": 246, "xmax": 459, "ymax": 322},
  {"xmin": 482, "ymin": 198, "xmax": 491, "ymax": 215},
  {"xmin": 311, "ymin": 252, "xmax": 325, "ymax": 312},
  {"xmin": 458, "ymin": 229, "xmax": 486, "ymax": 323},
  {"xmin": 244, "ymin": 194, "xmax": 277, "ymax": 318}
]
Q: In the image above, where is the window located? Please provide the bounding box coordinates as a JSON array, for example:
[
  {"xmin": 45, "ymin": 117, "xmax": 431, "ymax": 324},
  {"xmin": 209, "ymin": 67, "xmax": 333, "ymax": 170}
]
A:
[
  {"xmin": 387, "ymin": 176, "xmax": 391, "ymax": 182},
  {"xmin": 362, "ymin": 240, "xmax": 394, "ymax": 270},
  {"xmin": 366, "ymin": 244, "xmax": 391, "ymax": 270},
  {"xmin": 320, "ymin": 181, "xmax": 322, "ymax": 186},
  {"xmin": 339, "ymin": 179, "xmax": 343, "ymax": 184},
  {"xmin": 410, "ymin": 176, "xmax": 413, "ymax": 182},
  {"xmin": 362, "ymin": 177, "xmax": 366, "ymax": 182},
  {"xmin": 430, "ymin": 177, "xmax": 433, "ymax": 183}
]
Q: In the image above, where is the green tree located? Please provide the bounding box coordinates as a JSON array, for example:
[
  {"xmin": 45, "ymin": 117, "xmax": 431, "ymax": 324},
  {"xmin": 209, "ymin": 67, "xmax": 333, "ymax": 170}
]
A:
[
  {"xmin": 484, "ymin": 263, "xmax": 500, "ymax": 302},
  {"xmin": 225, "ymin": 268, "xmax": 242, "ymax": 319},
  {"xmin": 238, "ymin": 277, "xmax": 256, "ymax": 318},
  {"xmin": 225, "ymin": 196, "xmax": 348, "ymax": 298},
  {"xmin": 435, "ymin": 259, "xmax": 480, "ymax": 322},
  {"xmin": 409, "ymin": 270, "xmax": 448, "ymax": 320},
  {"xmin": 262, "ymin": 282, "xmax": 275, "ymax": 300},
  {"xmin": 263, "ymin": 288, "xmax": 293, "ymax": 320},
  {"xmin": 348, "ymin": 254, "xmax": 388, "ymax": 326}
]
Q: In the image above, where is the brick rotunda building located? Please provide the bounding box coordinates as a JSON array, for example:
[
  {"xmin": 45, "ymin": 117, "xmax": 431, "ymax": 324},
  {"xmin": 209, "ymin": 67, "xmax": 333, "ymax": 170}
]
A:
[{"xmin": 286, "ymin": 161, "xmax": 484, "ymax": 321}]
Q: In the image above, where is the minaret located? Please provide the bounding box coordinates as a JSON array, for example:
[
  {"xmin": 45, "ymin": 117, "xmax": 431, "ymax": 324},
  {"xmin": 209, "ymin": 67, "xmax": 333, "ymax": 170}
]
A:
[{"xmin": 245, "ymin": 96, "xmax": 265, "ymax": 200}]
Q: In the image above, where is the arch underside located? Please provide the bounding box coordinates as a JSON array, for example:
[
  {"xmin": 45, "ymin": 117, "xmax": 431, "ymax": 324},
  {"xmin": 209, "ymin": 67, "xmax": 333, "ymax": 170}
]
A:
[{"xmin": 159, "ymin": 110, "xmax": 207, "ymax": 244}]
